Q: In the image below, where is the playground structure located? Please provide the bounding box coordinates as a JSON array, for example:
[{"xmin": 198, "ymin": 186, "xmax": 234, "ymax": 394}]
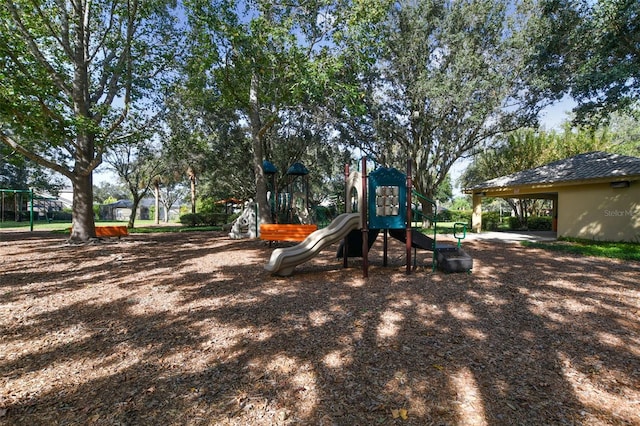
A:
[
  {"xmin": 264, "ymin": 160, "xmax": 313, "ymax": 225},
  {"xmin": 228, "ymin": 200, "xmax": 258, "ymax": 239},
  {"xmin": 265, "ymin": 158, "xmax": 473, "ymax": 277},
  {"xmin": 228, "ymin": 160, "xmax": 315, "ymax": 240}
]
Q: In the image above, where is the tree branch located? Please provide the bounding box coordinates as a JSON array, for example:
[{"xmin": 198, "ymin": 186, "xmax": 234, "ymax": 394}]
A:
[
  {"xmin": 5, "ymin": 2, "xmax": 73, "ymax": 97},
  {"xmin": 0, "ymin": 132, "xmax": 72, "ymax": 179}
]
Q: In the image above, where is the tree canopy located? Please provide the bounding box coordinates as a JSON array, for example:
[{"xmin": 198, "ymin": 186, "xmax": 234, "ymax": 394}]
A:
[
  {"xmin": 336, "ymin": 0, "xmax": 564, "ymax": 216},
  {"xmin": 2, "ymin": 0, "xmax": 638, "ymax": 237},
  {"xmin": 569, "ymin": 0, "xmax": 640, "ymax": 124},
  {"xmin": 460, "ymin": 126, "xmax": 613, "ymax": 190},
  {"xmin": 178, "ymin": 0, "xmax": 362, "ymax": 222}
]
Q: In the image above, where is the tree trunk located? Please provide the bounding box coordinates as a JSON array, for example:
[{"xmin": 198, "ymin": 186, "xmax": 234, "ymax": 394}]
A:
[
  {"xmin": 15, "ymin": 194, "xmax": 21, "ymax": 222},
  {"xmin": 420, "ymin": 200, "xmax": 434, "ymax": 228},
  {"xmin": 190, "ymin": 174, "xmax": 196, "ymax": 215},
  {"xmin": 154, "ymin": 181, "xmax": 160, "ymax": 225},
  {"xmin": 128, "ymin": 196, "xmax": 141, "ymax": 229},
  {"xmin": 249, "ymin": 69, "xmax": 272, "ymax": 225},
  {"xmin": 69, "ymin": 172, "xmax": 96, "ymax": 241}
]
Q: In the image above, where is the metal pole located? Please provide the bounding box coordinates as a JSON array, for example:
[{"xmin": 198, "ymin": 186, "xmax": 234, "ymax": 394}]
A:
[
  {"xmin": 406, "ymin": 159, "xmax": 412, "ymax": 275},
  {"xmin": 361, "ymin": 157, "xmax": 368, "ymax": 278},
  {"xmin": 14, "ymin": 191, "xmax": 18, "ymax": 222},
  {"xmin": 383, "ymin": 229, "xmax": 388, "ymax": 267},
  {"xmin": 343, "ymin": 163, "xmax": 349, "ymax": 268},
  {"xmin": 29, "ymin": 189, "xmax": 34, "ymax": 231}
]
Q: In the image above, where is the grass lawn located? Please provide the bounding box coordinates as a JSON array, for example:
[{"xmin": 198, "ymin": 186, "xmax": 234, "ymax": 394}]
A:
[
  {"xmin": 0, "ymin": 219, "xmax": 223, "ymax": 233},
  {"xmin": 523, "ymin": 238, "xmax": 640, "ymax": 262}
]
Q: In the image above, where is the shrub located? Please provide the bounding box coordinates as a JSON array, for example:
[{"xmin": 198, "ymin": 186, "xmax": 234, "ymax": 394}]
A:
[
  {"xmin": 200, "ymin": 213, "xmax": 230, "ymax": 226},
  {"xmin": 315, "ymin": 205, "xmax": 337, "ymax": 227},
  {"xmin": 527, "ymin": 216, "xmax": 552, "ymax": 231},
  {"xmin": 450, "ymin": 210, "xmax": 472, "ymax": 225},
  {"xmin": 179, "ymin": 213, "xmax": 202, "ymax": 227},
  {"xmin": 481, "ymin": 211, "xmax": 501, "ymax": 231},
  {"xmin": 436, "ymin": 209, "xmax": 452, "ymax": 222},
  {"xmin": 508, "ymin": 216, "xmax": 523, "ymax": 230},
  {"xmin": 226, "ymin": 212, "xmax": 240, "ymax": 224},
  {"xmin": 51, "ymin": 211, "xmax": 73, "ymax": 221}
]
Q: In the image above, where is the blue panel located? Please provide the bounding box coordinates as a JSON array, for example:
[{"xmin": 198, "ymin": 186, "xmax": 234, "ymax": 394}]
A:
[
  {"xmin": 286, "ymin": 162, "xmax": 309, "ymax": 175},
  {"xmin": 262, "ymin": 160, "xmax": 278, "ymax": 174},
  {"xmin": 368, "ymin": 167, "xmax": 406, "ymax": 229}
]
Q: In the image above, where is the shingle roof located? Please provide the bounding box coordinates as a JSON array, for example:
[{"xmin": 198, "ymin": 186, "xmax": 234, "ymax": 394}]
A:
[{"xmin": 466, "ymin": 151, "xmax": 640, "ymax": 191}]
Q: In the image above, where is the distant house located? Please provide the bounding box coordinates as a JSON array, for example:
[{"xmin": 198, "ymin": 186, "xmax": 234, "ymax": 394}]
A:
[
  {"xmin": 139, "ymin": 197, "xmax": 182, "ymax": 222},
  {"xmin": 463, "ymin": 151, "xmax": 640, "ymax": 242},
  {"xmin": 99, "ymin": 199, "xmax": 136, "ymax": 221}
]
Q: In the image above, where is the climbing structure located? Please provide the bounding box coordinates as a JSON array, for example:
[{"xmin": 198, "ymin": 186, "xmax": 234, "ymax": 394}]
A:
[{"xmin": 264, "ymin": 157, "xmax": 473, "ymax": 276}]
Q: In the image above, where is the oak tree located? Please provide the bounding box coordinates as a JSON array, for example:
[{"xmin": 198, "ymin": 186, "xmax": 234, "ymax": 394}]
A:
[{"xmin": 0, "ymin": 0, "xmax": 179, "ymax": 241}]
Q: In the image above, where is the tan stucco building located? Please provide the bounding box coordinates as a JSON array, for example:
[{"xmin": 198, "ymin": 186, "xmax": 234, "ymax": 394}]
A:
[{"xmin": 463, "ymin": 151, "xmax": 640, "ymax": 242}]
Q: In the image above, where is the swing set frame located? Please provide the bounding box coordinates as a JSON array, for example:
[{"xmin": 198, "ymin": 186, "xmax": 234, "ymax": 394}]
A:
[{"xmin": 0, "ymin": 188, "xmax": 35, "ymax": 231}]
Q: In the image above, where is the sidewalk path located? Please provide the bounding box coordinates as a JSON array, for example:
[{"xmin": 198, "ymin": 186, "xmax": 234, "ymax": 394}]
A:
[{"xmin": 453, "ymin": 230, "xmax": 557, "ymax": 243}]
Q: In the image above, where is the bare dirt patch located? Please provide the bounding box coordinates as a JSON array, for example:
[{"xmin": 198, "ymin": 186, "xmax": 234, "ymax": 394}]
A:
[{"xmin": 1, "ymin": 230, "xmax": 639, "ymax": 425}]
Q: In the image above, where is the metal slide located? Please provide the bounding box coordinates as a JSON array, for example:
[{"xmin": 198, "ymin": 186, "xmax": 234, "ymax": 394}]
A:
[{"xmin": 264, "ymin": 213, "xmax": 362, "ymax": 277}]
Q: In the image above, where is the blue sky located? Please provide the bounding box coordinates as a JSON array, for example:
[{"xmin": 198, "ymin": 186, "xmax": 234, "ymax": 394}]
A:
[{"xmin": 537, "ymin": 96, "xmax": 577, "ymax": 131}]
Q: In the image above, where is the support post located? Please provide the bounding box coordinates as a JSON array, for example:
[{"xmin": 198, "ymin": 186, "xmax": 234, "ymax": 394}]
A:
[
  {"xmin": 361, "ymin": 158, "xmax": 368, "ymax": 278},
  {"xmin": 406, "ymin": 159, "xmax": 412, "ymax": 275},
  {"xmin": 383, "ymin": 229, "xmax": 388, "ymax": 267},
  {"xmin": 29, "ymin": 188, "xmax": 34, "ymax": 231},
  {"xmin": 343, "ymin": 163, "xmax": 349, "ymax": 269},
  {"xmin": 552, "ymin": 196, "xmax": 558, "ymax": 232},
  {"xmin": 472, "ymin": 193, "xmax": 482, "ymax": 233}
]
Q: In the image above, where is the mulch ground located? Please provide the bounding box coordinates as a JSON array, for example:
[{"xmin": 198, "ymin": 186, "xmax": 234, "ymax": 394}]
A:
[{"xmin": 1, "ymin": 230, "xmax": 639, "ymax": 425}]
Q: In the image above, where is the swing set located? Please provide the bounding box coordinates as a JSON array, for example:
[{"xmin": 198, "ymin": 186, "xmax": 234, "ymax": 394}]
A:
[{"xmin": 0, "ymin": 188, "xmax": 35, "ymax": 231}]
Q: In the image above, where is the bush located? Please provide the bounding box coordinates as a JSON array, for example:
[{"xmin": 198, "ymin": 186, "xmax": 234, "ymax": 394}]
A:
[
  {"xmin": 179, "ymin": 212, "xmax": 232, "ymax": 227},
  {"xmin": 179, "ymin": 213, "xmax": 202, "ymax": 227},
  {"xmin": 508, "ymin": 216, "xmax": 523, "ymax": 230},
  {"xmin": 436, "ymin": 209, "xmax": 452, "ymax": 222},
  {"xmin": 200, "ymin": 213, "xmax": 230, "ymax": 226},
  {"xmin": 449, "ymin": 210, "xmax": 472, "ymax": 225},
  {"xmin": 51, "ymin": 211, "xmax": 73, "ymax": 221},
  {"xmin": 481, "ymin": 211, "xmax": 501, "ymax": 231},
  {"xmin": 2, "ymin": 211, "xmax": 16, "ymax": 221},
  {"xmin": 527, "ymin": 216, "xmax": 552, "ymax": 231},
  {"xmin": 315, "ymin": 205, "xmax": 337, "ymax": 227}
]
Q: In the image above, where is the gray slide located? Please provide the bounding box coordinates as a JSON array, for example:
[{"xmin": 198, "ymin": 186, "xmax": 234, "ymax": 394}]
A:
[{"xmin": 264, "ymin": 213, "xmax": 362, "ymax": 277}]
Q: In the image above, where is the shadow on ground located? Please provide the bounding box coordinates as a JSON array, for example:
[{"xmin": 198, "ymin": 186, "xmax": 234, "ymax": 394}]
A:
[{"xmin": 1, "ymin": 230, "xmax": 639, "ymax": 425}]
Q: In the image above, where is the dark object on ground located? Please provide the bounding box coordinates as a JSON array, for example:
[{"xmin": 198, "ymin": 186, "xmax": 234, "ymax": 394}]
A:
[{"xmin": 436, "ymin": 246, "xmax": 473, "ymax": 273}]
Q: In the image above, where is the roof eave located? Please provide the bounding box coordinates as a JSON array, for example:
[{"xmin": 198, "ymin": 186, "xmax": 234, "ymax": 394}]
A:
[{"xmin": 463, "ymin": 174, "xmax": 640, "ymax": 196}]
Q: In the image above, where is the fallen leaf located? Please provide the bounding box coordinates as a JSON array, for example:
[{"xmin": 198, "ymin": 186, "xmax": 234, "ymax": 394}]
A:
[
  {"xmin": 391, "ymin": 408, "xmax": 408, "ymax": 420},
  {"xmin": 399, "ymin": 408, "xmax": 408, "ymax": 419}
]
